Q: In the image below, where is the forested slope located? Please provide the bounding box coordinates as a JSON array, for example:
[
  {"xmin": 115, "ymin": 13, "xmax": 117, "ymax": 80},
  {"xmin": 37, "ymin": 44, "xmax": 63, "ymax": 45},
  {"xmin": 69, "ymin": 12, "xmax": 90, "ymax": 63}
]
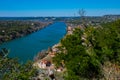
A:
[{"xmin": 53, "ymin": 20, "xmax": 120, "ymax": 79}]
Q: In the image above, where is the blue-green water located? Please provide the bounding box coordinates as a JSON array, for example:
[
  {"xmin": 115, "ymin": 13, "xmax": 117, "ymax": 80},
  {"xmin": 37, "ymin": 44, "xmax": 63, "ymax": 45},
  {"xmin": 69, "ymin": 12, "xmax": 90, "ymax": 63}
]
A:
[{"xmin": 0, "ymin": 22, "xmax": 66, "ymax": 62}]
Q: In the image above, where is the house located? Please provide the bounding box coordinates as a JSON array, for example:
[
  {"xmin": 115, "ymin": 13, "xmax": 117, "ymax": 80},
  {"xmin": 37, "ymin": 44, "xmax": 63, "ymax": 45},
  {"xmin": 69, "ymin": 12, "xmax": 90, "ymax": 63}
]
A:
[
  {"xmin": 49, "ymin": 52, "xmax": 55, "ymax": 57},
  {"xmin": 38, "ymin": 60, "xmax": 46, "ymax": 69},
  {"xmin": 56, "ymin": 67, "xmax": 63, "ymax": 72},
  {"xmin": 67, "ymin": 26, "xmax": 73, "ymax": 35},
  {"xmin": 38, "ymin": 60, "xmax": 52, "ymax": 69}
]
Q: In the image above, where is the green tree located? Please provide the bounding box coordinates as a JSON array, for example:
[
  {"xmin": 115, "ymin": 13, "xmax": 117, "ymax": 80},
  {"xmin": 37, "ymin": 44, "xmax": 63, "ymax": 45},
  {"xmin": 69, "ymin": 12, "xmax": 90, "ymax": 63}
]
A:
[{"xmin": 0, "ymin": 49, "xmax": 38, "ymax": 80}]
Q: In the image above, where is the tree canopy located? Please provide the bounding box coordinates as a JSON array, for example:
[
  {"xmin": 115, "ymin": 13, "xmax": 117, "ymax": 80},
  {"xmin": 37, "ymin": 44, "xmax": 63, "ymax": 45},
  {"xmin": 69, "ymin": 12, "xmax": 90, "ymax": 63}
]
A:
[
  {"xmin": 53, "ymin": 19, "xmax": 120, "ymax": 79},
  {"xmin": 0, "ymin": 48, "xmax": 38, "ymax": 80}
]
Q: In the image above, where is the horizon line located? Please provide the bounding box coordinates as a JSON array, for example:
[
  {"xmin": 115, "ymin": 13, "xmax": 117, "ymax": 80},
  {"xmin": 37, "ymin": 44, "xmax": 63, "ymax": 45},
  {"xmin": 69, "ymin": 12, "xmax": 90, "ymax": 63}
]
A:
[{"xmin": 0, "ymin": 14, "xmax": 120, "ymax": 18}]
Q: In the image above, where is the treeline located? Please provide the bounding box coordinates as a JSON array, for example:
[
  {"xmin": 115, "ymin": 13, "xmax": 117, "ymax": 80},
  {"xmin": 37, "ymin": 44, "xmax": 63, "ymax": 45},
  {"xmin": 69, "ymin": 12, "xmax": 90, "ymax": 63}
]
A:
[
  {"xmin": 0, "ymin": 20, "xmax": 52, "ymax": 44},
  {"xmin": 53, "ymin": 20, "xmax": 120, "ymax": 79}
]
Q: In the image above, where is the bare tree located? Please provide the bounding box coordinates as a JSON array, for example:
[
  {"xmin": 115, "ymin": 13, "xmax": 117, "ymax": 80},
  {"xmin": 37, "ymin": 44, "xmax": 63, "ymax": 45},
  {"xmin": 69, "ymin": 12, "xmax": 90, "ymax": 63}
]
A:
[
  {"xmin": 78, "ymin": 9, "xmax": 86, "ymax": 26},
  {"xmin": 78, "ymin": 9, "xmax": 86, "ymax": 18}
]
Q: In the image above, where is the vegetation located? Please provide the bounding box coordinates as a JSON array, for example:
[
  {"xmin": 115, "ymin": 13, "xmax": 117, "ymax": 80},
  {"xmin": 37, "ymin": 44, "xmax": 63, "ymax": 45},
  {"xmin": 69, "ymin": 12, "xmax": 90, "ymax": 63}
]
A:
[
  {"xmin": 53, "ymin": 19, "xmax": 120, "ymax": 79},
  {"xmin": 0, "ymin": 48, "xmax": 38, "ymax": 80},
  {"xmin": 0, "ymin": 18, "xmax": 120, "ymax": 80},
  {"xmin": 0, "ymin": 20, "xmax": 51, "ymax": 44},
  {"xmin": 78, "ymin": 9, "xmax": 86, "ymax": 26}
]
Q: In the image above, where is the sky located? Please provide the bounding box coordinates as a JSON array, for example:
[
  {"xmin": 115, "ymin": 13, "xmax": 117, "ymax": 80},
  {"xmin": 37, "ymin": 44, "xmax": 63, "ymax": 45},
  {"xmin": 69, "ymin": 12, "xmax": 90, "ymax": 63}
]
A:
[{"xmin": 0, "ymin": 0, "xmax": 120, "ymax": 17}]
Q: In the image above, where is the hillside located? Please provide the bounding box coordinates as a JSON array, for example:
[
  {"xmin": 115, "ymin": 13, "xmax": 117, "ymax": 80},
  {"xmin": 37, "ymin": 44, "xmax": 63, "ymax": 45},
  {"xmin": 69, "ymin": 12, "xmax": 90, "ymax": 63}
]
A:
[
  {"xmin": 0, "ymin": 20, "xmax": 52, "ymax": 44},
  {"xmin": 53, "ymin": 19, "xmax": 120, "ymax": 79}
]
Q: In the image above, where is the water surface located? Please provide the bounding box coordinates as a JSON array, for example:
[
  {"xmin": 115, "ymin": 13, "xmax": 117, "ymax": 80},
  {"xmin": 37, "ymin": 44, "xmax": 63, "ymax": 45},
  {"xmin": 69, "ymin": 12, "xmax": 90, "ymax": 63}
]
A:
[{"xmin": 0, "ymin": 22, "xmax": 66, "ymax": 62}]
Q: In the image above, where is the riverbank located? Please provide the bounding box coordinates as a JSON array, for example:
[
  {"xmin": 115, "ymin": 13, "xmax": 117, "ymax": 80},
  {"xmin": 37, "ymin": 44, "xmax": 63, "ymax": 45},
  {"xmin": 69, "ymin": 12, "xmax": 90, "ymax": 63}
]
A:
[
  {"xmin": 37, "ymin": 20, "xmax": 120, "ymax": 79},
  {"xmin": 33, "ymin": 43, "xmax": 66, "ymax": 80},
  {"xmin": 33, "ymin": 25, "xmax": 73, "ymax": 80},
  {"xmin": 0, "ymin": 20, "xmax": 52, "ymax": 44}
]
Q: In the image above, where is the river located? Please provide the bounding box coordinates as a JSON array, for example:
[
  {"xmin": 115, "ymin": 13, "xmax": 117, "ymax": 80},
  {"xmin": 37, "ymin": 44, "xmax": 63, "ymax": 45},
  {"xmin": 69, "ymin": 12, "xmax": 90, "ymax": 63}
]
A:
[{"xmin": 0, "ymin": 22, "xmax": 66, "ymax": 62}]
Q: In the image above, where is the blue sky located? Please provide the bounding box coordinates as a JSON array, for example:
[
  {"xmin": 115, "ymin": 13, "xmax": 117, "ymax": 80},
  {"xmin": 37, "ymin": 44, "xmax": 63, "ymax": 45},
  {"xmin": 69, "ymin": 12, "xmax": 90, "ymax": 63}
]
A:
[{"xmin": 0, "ymin": 0, "xmax": 120, "ymax": 17}]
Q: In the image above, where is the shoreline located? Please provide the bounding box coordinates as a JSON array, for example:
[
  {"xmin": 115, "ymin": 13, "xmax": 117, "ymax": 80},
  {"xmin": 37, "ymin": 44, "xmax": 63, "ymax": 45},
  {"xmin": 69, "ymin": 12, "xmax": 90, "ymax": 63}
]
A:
[
  {"xmin": 0, "ymin": 22, "xmax": 66, "ymax": 63},
  {"xmin": 0, "ymin": 21, "xmax": 53, "ymax": 44},
  {"xmin": 33, "ymin": 23, "xmax": 74, "ymax": 68},
  {"xmin": 33, "ymin": 43, "xmax": 65, "ymax": 79},
  {"xmin": 33, "ymin": 25, "xmax": 73, "ymax": 79}
]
